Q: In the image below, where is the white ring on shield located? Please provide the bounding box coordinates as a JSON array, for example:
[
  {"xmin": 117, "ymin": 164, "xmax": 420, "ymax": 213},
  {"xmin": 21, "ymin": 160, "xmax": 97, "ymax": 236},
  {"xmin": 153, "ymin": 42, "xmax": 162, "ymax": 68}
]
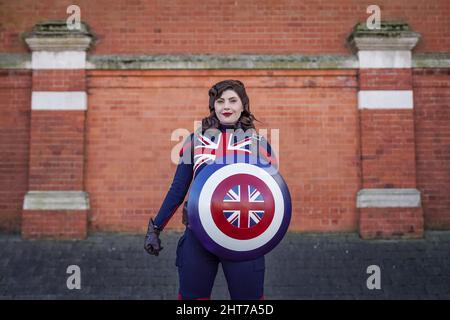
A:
[{"xmin": 198, "ymin": 163, "xmax": 284, "ymax": 252}]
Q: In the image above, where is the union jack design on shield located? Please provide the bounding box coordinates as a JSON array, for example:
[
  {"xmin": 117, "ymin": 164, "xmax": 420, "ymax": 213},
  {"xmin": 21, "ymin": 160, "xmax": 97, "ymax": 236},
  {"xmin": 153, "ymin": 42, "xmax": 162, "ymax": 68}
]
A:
[
  {"xmin": 223, "ymin": 185, "xmax": 265, "ymax": 228},
  {"xmin": 187, "ymin": 155, "xmax": 292, "ymax": 261}
]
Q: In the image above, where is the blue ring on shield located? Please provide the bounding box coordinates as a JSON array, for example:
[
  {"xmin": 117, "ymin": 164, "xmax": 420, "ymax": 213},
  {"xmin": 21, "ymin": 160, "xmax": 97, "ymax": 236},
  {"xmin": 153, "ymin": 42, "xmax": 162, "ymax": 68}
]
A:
[{"xmin": 187, "ymin": 155, "xmax": 292, "ymax": 261}]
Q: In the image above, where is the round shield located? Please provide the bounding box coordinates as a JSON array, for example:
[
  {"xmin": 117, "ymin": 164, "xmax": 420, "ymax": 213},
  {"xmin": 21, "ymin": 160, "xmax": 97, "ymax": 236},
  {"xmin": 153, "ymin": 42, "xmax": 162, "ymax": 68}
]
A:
[{"xmin": 187, "ymin": 155, "xmax": 292, "ymax": 261}]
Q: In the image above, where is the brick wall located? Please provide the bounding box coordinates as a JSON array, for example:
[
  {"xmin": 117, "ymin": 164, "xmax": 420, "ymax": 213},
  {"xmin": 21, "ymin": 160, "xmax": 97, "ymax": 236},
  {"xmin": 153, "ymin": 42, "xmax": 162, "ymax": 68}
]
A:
[
  {"xmin": 414, "ymin": 69, "xmax": 450, "ymax": 229},
  {"xmin": 359, "ymin": 109, "xmax": 417, "ymax": 188},
  {"xmin": 28, "ymin": 111, "xmax": 85, "ymax": 190},
  {"xmin": 21, "ymin": 209, "xmax": 87, "ymax": 239},
  {"xmin": 1, "ymin": 0, "xmax": 450, "ymax": 54},
  {"xmin": 359, "ymin": 207, "xmax": 424, "ymax": 238},
  {"xmin": 85, "ymin": 69, "xmax": 359, "ymax": 232},
  {"xmin": 7, "ymin": 67, "xmax": 443, "ymax": 235},
  {"xmin": 0, "ymin": 1, "xmax": 449, "ymax": 236},
  {"xmin": 0, "ymin": 70, "xmax": 31, "ymax": 232}
]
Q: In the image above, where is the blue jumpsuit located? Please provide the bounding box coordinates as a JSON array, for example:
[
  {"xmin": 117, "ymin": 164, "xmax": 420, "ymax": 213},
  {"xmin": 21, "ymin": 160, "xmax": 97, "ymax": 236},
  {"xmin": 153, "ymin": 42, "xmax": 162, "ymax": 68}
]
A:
[{"xmin": 153, "ymin": 123, "xmax": 276, "ymax": 300}]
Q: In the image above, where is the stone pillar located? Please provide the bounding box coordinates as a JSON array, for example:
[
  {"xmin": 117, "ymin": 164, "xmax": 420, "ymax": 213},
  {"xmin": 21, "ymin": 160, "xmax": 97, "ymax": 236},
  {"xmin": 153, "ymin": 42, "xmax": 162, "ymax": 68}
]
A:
[
  {"xmin": 21, "ymin": 21, "xmax": 94, "ymax": 239},
  {"xmin": 347, "ymin": 21, "xmax": 424, "ymax": 239}
]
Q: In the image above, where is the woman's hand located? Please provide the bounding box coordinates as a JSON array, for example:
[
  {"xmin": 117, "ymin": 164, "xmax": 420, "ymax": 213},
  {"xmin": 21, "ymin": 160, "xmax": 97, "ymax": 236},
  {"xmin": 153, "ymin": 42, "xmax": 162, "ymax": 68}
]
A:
[{"xmin": 144, "ymin": 218, "xmax": 163, "ymax": 256}]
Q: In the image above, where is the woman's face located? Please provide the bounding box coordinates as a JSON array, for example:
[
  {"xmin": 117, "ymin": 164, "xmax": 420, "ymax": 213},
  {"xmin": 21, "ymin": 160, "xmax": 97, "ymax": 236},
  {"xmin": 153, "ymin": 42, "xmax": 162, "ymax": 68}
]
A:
[{"xmin": 214, "ymin": 89, "xmax": 244, "ymax": 125}]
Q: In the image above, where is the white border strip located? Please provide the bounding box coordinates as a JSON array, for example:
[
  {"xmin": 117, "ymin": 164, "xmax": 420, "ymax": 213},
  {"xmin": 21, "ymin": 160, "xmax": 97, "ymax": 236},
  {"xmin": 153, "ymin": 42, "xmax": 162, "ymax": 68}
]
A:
[
  {"xmin": 32, "ymin": 51, "xmax": 86, "ymax": 69},
  {"xmin": 32, "ymin": 91, "xmax": 87, "ymax": 110},
  {"xmin": 358, "ymin": 90, "xmax": 413, "ymax": 109},
  {"xmin": 357, "ymin": 188, "xmax": 421, "ymax": 208},
  {"xmin": 358, "ymin": 50, "xmax": 412, "ymax": 68},
  {"xmin": 23, "ymin": 191, "xmax": 90, "ymax": 210}
]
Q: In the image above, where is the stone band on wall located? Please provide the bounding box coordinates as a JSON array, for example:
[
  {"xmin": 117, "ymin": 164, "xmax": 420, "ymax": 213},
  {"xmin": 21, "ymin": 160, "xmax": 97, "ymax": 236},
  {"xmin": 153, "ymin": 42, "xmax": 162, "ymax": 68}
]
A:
[
  {"xmin": 23, "ymin": 191, "xmax": 90, "ymax": 210},
  {"xmin": 31, "ymin": 51, "xmax": 87, "ymax": 69},
  {"xmin": 31, "ymin": 91, "xmax": 87, "ymax": 110},
  {"xmin": 2, "ymin": 53, "xmax": 450, "ymax": 70},
  {"xmin": 357, "ymin": 189, "xmax": 421, "ymax": 208},
  {"xmin": 358, "ymin": 90, "xmax": 414, "ymax": 109}
]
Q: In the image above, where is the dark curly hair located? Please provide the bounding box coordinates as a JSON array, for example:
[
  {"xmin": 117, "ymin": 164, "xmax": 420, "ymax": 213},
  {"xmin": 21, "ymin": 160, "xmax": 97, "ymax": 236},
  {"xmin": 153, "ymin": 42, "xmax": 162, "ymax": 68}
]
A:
[{"xmin": 201, "ymin": 79, "xmax": 259, "ymax": 132}]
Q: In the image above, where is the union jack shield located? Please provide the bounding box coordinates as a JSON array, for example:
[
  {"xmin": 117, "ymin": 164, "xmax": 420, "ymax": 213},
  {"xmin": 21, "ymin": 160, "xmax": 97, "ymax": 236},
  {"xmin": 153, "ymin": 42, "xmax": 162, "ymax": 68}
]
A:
[{"xmin": 187, "ymin": 155, "xmax": 292, "ymax": 261}]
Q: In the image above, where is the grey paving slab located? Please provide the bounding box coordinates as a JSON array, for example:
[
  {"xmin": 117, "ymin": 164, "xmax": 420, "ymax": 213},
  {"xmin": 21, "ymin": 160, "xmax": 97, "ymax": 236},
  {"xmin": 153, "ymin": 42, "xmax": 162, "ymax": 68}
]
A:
[{"xmin": 0, "ymin": 231, "xmax": 449, "ymax": 300}]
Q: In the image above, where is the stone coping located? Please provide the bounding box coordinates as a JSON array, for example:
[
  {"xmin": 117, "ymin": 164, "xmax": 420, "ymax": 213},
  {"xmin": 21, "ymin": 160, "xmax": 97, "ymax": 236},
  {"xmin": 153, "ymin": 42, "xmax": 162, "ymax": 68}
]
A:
[
  {"xmin": 356, "ymin": 188, "xmax": 421, "ymax": 208},
  {"xmin": 23, "ymin": 191, "xmax": 90, "ymax": 210},
  {"xmin": 1, "ymin": 53, "xmax": 449, "ymax": 70}
]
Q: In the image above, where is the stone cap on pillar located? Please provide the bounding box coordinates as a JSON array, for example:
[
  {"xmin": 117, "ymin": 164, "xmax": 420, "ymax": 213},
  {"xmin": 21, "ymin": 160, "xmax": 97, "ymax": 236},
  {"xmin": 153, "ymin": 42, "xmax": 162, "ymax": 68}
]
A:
[
  {"xmin": 23, "ymin": 20, "xmax": 96, "ymax": 52},
  {"xmin": 23, "ymin": 191, "xmax": 90, "ymax": 210},
  {"xmin": 347, "ymin": 21, "xmax": 421, "ymax": 52}
]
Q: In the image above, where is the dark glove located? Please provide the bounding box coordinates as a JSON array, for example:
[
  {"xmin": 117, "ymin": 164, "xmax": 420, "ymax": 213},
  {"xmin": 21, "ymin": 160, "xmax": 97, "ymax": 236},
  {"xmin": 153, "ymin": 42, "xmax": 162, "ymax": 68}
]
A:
[{"xmin": 144, "ymin": 218, "xmax": 163, "ymax": 256}]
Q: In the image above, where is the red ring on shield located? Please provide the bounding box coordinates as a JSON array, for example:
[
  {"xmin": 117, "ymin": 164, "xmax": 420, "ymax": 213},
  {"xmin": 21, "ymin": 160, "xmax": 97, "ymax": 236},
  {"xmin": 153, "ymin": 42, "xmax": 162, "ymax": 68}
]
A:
[{"xmin": 210, "ymin": 173, "xmax": 275, "ymax": 240}]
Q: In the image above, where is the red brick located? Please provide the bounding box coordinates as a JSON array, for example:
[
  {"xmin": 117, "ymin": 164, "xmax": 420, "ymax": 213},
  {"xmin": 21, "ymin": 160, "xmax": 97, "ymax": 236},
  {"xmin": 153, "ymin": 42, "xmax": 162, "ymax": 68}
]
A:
[
  {"xmin": 22, "ymin": 209, "xmax": 87, "ymax": 239},
  {"xmin": 29, "ymin": 111, "xmax": 85, "ymax": 190},
  {"xmin": 359, "ymin": 207, "xmax": 424, "ymax": 239},
  {"xmin": 1, "ymin": 1, "xmax": 449, "ymax": 54},
  {"xmin": 32, "ymin": 70, "xmax": 86, "ymax": 91},
  {"xmin": 359, "ymin": 69, "xmax": 412, "ymax": 90},
  {"xmin": 414, "ymin": 69, "xmax": 450, "ymax": 229},
  {"xmin": 0, "ymin": 70, "xmax": 31, "ymax": 232},
  {"xmin": 86, "ymin": 69, "xmax": 359, "ymax": 232},
  {"xmin": 359, "ymin": 109, "xmax": 417, "ymax": 188}
]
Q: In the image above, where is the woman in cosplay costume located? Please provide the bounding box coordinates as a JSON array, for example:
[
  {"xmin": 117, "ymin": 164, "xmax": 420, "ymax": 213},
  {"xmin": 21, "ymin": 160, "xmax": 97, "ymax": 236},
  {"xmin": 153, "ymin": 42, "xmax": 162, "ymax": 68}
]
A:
[{"xmin": 144, "ymin": 79, "xmax": 288, "ymax": 300}]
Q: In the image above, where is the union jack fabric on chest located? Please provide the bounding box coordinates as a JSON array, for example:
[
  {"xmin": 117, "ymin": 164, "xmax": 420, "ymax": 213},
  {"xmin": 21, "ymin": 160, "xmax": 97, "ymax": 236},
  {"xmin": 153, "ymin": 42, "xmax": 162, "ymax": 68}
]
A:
[
  {"xmin": 178, "ymin": 129, "xmax": 277, "ymax": 176},
  {"xmin": 193, "ymin": 131, "xmax": 253, "ymax": 175}
]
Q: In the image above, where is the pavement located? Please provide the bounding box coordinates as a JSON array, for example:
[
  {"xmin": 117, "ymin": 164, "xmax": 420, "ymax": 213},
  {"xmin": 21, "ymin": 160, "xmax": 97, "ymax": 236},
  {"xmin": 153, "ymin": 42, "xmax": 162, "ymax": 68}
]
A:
[{"xmin": 0, "ymin": 230, "xmax": 449, "ymax": 300}]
